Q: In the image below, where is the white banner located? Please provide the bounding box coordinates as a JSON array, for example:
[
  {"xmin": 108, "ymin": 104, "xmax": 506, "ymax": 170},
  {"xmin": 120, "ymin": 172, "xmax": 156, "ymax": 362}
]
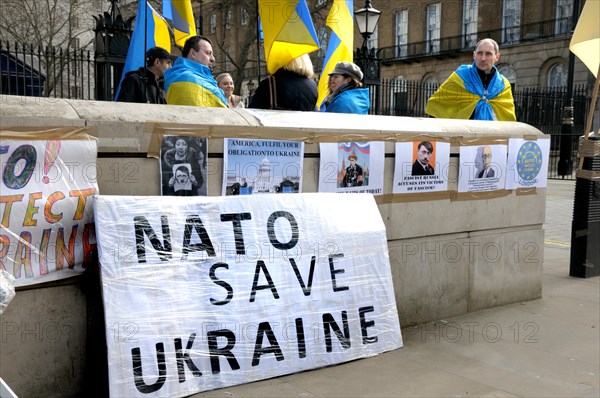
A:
[
  {"xmin": 94, "ymin": 193, "xmax": 402, "ymax": 397},
  {"xmin": 505, "ymin": 138, "xmax": 550, "ymax": 189},
  {"xmin": 0, "ymin": 139, "xmax": 98, "ymax": 287}
]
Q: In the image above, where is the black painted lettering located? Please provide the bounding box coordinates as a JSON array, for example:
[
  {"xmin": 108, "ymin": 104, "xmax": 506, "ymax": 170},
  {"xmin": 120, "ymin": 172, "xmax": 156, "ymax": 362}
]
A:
[
  {"xmin": 328, "ymin": 253, "xmax": 349, "ymax": 292},
  {"xmin": 220, "ymin": 212, "xmax": 252, "ymax": 255},
  {"xmin": 249, "ymin": 260, "xmax": 279, "ymax": 302},
  {"xmin": 267, "ymin": 211, "xmax": 299, "ymax": 250},
  {"xmin": 182, "ymin": 215, "xmax": 216, "ymax": 259},
  {"xmin": 207, "ymin": 329, "xmax": 240, "ymax": 374},
  {"xmin": 134, "ymin": 216, "xmax": 172, "ymax": 263},
  {"xmin": 209, "ymin": 263, "xmax": 233, "ymax": 306},
  {"xmin": 358, "ymin": 306, "xmax": 378, "ymax": 344},
  {"xmin": 323, "ymin": 311, "xmax": 351, "ymax": 352},
  {"xmin": 251, "ymin": 322, "xmax": 284, "ymax": 366},
  {"xmin": 131, "ymin": 343, "xmax": 167, "ymax": 393},
  {"xmin": 289, "ymin": 256, "xmax": 316, "ymax": 296},
  {"xmin": 174, "ymin": 333, "xmax": 202, "ymax": 383},
  {"xmin": 295, "ymin": 317, "xmax": 306, "ymax": 358}
]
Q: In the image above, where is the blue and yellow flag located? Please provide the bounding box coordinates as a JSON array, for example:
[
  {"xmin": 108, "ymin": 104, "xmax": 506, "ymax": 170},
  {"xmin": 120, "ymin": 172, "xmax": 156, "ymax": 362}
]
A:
[
  {"xmin": 258, "ymin": 0, "xmax": 320, "ymax": 74},
  {"xmin": 163, "ymin": 0, "xmax": 196, "ymax": 47},
  {"xmin": 114, "ymin": 0, "xmax": 171, "ymax": 99},
  {"xmin": 317, "ymin": 0, "xmax": 354, "ymax": 109}
]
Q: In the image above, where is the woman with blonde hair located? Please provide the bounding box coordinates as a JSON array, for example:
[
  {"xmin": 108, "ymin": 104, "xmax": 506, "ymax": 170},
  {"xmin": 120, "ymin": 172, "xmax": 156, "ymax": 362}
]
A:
[
  {"xmin": 216, "ymin": 72, "xmax": 244, "ymax": 108},
  {"xmin": 248, "ymin": 53, "xmax": 318, "ymax": 111}
]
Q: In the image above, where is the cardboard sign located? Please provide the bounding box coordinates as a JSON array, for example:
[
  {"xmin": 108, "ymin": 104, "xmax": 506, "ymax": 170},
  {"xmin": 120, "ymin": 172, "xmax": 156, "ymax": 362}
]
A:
[
  {"xmin": 94, "ymin": 193, "xmax": 402, "ymax": 397},
  {"xmin": 0, "ymin": 139, "xmax": 98, "ymax": 286},
  {"xmin": 458, "ymin": 144, "xmax": 508, "ymax": 192}
]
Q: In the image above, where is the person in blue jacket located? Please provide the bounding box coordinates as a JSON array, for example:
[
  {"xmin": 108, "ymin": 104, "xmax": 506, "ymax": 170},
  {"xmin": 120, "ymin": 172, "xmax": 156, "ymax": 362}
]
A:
[{"xmin": 321, "ymin": 61, "xmax": 370, "ymax": 114}]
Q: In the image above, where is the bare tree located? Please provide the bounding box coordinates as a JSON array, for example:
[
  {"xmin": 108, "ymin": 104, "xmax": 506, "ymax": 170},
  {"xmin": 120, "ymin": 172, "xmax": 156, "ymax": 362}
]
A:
[{"xmin": 0, "ymin": 0, "xmax": 98, "ymax": 96}]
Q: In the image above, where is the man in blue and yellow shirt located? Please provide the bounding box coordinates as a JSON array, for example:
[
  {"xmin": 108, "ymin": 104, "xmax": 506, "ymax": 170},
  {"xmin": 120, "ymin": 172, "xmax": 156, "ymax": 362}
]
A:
[
  {"xmin": 426, "ymin": 38, "xmax": 516, "ymax": 121},
  {"xmin": 165, "ymin": 36, "xmax": 228, "ymax": 107}
]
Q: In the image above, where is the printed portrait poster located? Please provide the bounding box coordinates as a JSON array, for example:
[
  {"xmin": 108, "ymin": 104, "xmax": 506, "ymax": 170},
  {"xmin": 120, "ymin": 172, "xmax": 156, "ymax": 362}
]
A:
[
  {"xmin": 160, "ymin": 135, "xmax": 208, "ymax": 196},
  {"xmin": 0, "ymin": 138, "xmax": 98, "ymax": 287},
  {"xmin": 505, "ymin": 138, "xmax": 550, "ymax": 189},
  {"xmin": 222, "ymin": 138, "xmax": 304, "ymax": 195},
  {"xmin": 392, "ymin": 141, "xmax": 450, "ymax": 194},
  {"xmin": 318, "ymin": 142, "xmax": 385, "ymax": 195},
  {"xmin": 458, "ymin": 144, "xmax": 508, "ymax": 192}
]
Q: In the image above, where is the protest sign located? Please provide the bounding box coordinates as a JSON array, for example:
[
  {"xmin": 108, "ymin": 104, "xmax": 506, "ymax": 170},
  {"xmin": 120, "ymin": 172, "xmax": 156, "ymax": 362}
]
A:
[
  {"xmin": 458, "ymin": 144, "xmax": 508, "ymax": 192},
  {"xmin": 0, "ymin": 135, "xmax": 98, "ymax": 287},
  {"xmin": 393, "ymin": 141, "xmax": 450, "ymax": 194},
  {"xmin": 223, "ymin": 138, "xmax": 304, "ymax": 195},
  {"xmin": 318, "ymin": 142, "xmax": 385, "ymax": 195},
  {"xmin": 94, "ymin": 193, "xmax": 402, "ymax": 397},
  {"xmin": 505, "ymin": 138, "xmax": 550, "ymax": 189}
]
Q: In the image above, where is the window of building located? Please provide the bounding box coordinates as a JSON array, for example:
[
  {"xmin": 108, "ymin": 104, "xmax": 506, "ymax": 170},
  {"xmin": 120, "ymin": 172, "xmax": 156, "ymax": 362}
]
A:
[
  {"xmin": 241, "ymin": 7, "xmax": 248, "ymax": 26},
  {"xmin": 497, "ymin": 63, "xmax": 516, "ymax": 91},
  {"xmin": 226, "ymin": 10, "xmax": 232, "ymax": 30},
  {"xmin": 395, "ymin": 10, "xmax": 408, "ymax": 58},
  {"xmin": 367, "ymin": 26, "xmax": 378, "ymax": 51},
  {"xmin": 502, "ymin": 0, "xmax": 521, "ymax": 43},
  {"xmin": 548, "ymin": 63, "xmax": 567, "ymax": 87},
  {"xmin": 426, "ymin": 3, "xmax": 441, "ymax": 53},
  {"xmin": 210, "ymin": 13, "xmax": 217, "ymax": 33},
  {"xmin": 462, "ymin": 0, "xmax": 478, "ymax": 49},
  {"xmin": 555, "ymin": 0, "xmax": 572, "ymax": 35},
  {"xmin": 422, "ymin": 74, "xmax": 439, "ymax": 113}
]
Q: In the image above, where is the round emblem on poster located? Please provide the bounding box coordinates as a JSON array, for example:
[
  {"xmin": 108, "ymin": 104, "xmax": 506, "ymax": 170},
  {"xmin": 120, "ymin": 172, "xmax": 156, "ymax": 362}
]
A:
[{"xmin": 516, "ymin": 141, "xmax": 543, "ymax": 181}]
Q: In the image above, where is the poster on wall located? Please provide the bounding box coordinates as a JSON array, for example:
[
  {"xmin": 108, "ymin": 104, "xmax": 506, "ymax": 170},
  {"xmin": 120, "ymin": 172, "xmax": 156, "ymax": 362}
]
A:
[
  {"xmin": 458, "ymin": 144, "xmax": 508, "ymax": 192},
  {"xmin": 222, "ymin": 138, "xmax": 304, "ymax": 195},
  {"xmin": 392, "ymin": 141, "xmax": 451, "ymax": 194},
  {"xmin": 318, "ymin": 142, "xmax": 385, "ymax": 195},
  {"xmin": 160, "ymin": 135, "xmax": 208, "ymax": 196},
  {"xmin": 94, "ymin": 193, "xmax": 403, "ymax": 397},
  {"xmin": 0, "ymin": 137, "xmax": 98, "ymax": 287},
  {"xmin": 505, "ymin": 138, "xmax": 550, "ymax": 189}
]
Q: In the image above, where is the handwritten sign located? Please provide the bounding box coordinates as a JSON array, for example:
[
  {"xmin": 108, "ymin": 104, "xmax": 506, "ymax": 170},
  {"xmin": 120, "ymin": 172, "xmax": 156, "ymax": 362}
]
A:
[
  {"xmin": 94, "ymin": 193, "xmax": 402, "ymax": 397},
  {"xmin": 0, "ymin": 138, "xmax": 98, "ymax": 286}
]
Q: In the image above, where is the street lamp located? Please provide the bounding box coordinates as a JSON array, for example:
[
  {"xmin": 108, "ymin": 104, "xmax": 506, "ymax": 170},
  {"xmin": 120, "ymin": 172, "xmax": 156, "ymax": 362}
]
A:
[{"xmin": 354, "ymin": 0, "xmax": 381, "ymax": 113}]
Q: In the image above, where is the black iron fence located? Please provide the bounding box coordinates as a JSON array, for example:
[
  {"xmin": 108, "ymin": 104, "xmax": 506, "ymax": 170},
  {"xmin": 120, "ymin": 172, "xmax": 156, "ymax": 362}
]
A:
[
  {"xmin": 1, "ymin": 40, "xmax": 592, "ymax": 180},
  {"xmin": 0, "ymin": 41, "xmax": 95, "ymax": 99}
]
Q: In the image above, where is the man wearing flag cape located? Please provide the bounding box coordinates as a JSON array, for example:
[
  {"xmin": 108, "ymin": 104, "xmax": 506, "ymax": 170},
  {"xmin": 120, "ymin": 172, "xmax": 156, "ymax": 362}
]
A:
[{"xmin": 426, "ymin": 38, "xmax": 516, "ymax": 121}]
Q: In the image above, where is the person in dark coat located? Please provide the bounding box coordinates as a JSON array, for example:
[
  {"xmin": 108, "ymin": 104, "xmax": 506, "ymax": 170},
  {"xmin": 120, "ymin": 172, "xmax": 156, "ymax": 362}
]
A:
[
  {"xmin": 412, "ymin": 141, "xmax": 435, "ymax": 175},
  {"xmin": 249, "ymin": 54, "xmax": 317, "ymax": 111},
  {"xmin": 117, "ymin": 47, "xmax": 176, "ymax": 104}
]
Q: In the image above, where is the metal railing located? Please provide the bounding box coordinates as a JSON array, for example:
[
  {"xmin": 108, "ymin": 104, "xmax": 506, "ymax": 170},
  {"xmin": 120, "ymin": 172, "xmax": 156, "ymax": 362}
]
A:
[
  {"xmin": 379, "ymin": 17, "xmax": 572, "ymax": 63},
  {"xmin": 1, "ymin": 41, "xmax": 95, "ymax": 100}
]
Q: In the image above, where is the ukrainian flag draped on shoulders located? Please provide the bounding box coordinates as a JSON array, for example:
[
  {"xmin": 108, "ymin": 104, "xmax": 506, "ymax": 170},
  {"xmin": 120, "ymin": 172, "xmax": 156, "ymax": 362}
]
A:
[
  {"xmin": 426, "ymin": 62, "xmax": 516, "ymax": 121},
  {"xmin": 258, "ymin": 0, "xmax": 320, "ymax": 74},
  {"xmin": 114, "ymin": 0, "xmax": 171, "ymax": 99},
  {"xmin": 317, "ymin": 0, "xmax": 354, "ymax": 109},
  {"xmin": 164, "ymin": 57, "xmax": 228, "ymax": 107}
]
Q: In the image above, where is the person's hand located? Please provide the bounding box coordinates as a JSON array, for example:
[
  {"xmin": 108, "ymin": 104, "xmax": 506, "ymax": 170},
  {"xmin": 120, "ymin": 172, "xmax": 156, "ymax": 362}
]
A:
[
  {"xmin": 169, "ymin": 176, "xmax": 175, "ymax": 186},
  {"xmin": 190, "ymin": 174, "xmax": 197, "ymax": 184}
]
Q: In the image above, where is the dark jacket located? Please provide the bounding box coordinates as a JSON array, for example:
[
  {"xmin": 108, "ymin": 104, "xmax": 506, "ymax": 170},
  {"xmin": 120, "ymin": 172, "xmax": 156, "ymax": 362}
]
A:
[
  {"xmin": 117, "ymin": 67, "xmax": 166, "ymax": 104},
  {"xmin": 249, "ymin": 69, "xmax": 317, "ymax": 111}
]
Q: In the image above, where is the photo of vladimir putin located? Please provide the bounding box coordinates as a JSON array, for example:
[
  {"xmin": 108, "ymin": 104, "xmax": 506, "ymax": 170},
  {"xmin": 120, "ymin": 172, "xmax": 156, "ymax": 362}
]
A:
[{"xmin": 412, "ymin": 141, "xmax": 435, "ymax": 176}]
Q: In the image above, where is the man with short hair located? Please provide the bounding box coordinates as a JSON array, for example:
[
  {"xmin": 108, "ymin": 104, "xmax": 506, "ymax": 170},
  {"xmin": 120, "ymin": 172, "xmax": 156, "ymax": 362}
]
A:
[
  {"xmin": 117, "ymin": 47, "xmax": 176, "ymax": 104},
  {"xmin": 426, "ymin": 38, "xmax": 516, "ymax": 121},
  {"xmin": 412, "ymin": 141, "xmax": 435, "ymax": 175},
  {"xmin": 477, "ymin": 145, "xmax": 495, "ymax": 178},
  {"xmin": 164, "ymin": 36, "xmax": 228, "ymax": 107}
]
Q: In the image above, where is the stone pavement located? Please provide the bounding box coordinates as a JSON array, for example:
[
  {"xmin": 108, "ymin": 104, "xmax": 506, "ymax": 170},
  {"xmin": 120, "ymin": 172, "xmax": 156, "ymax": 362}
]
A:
[{"xmin": 194, "ymin": 180, "xmax": 599, "ymax": 398}]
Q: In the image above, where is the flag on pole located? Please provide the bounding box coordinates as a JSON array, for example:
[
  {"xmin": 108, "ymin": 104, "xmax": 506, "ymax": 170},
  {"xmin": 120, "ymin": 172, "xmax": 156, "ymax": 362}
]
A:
[
  {"xmin": 114, "ymin": 0, "xmax": 171, "ymax": 100},
  {"xmin": 317, "ymin": 0, "xmax": 354, "ymax": 109},
  {"xmin": 258, "ymin": 0, "xmax": 320, "ymax": 75},
  {"xmin": 163, "ymin": 0, "xmax": 196, "ymax": 47}
]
